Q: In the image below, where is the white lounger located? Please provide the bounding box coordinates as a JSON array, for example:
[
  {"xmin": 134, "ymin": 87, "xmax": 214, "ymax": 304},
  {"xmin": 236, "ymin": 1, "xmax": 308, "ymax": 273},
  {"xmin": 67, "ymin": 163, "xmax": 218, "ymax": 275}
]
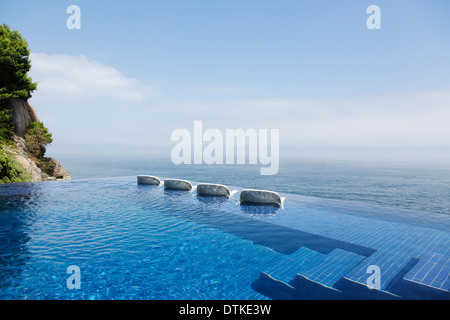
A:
[
  {"xmin": 239, "ymin": 189, "xmax": 285, "ymax": 208},
  {"xmin": 164, "ymin": 179, "xmax": 193, "ymax": 191},
  {"xmin": 196, "ymin": 183, "xmax": 235, "ymax": 198},
  {"xmin": 137, "ymin": 175, "xmax": 161, "ymax": 186}
]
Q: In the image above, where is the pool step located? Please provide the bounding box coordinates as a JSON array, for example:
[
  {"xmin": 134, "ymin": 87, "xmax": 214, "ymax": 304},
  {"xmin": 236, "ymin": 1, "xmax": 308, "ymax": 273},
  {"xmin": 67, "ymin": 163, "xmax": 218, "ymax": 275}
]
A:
[
  {"xmin": 258, "ymin": 247, "xmax": 324, "ymax": 284},
  {"xmin": 395, "ymin": 252, "xmax": 450, "ymax": 300},
  {"xmin": 252, "ymin": 272, "xmax": 344, "ymax": 300},
  {"xmin": 337, "ymin": 251, "xmax": 450, "ymax": 300},
  {"xmin": 252, "ymin": 248, "xmax": 365, "ymax": 299},
  {"xmin": 335, "ymin": 250, "xmax": 416, "ymax": 299},
  {"xmin": 255, "ymin": 248, "xmax": 450, "ymax": 300}
]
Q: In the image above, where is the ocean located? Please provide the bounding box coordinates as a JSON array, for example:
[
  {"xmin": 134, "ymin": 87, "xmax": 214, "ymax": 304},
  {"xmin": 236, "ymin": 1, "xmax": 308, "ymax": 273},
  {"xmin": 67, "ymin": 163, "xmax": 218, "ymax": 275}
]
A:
[{"xmin": 56, "ymin": 157, "xmax": 450, "ymax": 217}]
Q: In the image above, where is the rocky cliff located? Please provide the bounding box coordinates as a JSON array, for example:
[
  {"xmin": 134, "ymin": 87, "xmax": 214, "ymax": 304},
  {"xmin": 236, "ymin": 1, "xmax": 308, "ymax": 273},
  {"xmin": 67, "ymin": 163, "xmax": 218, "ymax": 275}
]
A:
[
  {"xmin": 2, "ymin": 98, "xmax": 71, "ymax": 182},
  {"xmin": 3, "ymin": 136, "xmax": 71, "ymax": 181},
  {"xmin": 8, "ymin": 98, "xmax": 40, "ymax": 137}
]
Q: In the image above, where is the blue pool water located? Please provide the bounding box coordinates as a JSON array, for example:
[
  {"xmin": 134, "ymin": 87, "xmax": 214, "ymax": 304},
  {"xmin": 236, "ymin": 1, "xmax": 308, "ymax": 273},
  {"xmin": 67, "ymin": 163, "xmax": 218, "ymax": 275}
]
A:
[{"xmin": 0, "ymin": 174, "xmax": 449, "ymax": 300}]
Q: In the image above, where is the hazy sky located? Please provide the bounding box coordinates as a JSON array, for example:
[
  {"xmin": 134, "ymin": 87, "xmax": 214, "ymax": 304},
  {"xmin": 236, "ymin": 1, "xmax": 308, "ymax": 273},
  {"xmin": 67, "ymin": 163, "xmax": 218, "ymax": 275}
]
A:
[{"xmin": 1, "ymin": 0, "xmax": 450, "ymax": 162}]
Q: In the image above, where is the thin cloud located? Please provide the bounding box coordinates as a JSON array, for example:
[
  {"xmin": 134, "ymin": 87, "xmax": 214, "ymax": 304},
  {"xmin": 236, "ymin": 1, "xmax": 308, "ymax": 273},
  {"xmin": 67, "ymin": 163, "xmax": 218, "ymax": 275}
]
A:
[
  {"xmin": 159, "ymin": 90, "xmax": 450, "ymax": 148},
  {"xmin": 29, "ymin": 53, "xmax": 160, "ymax": 101},
  {"xmin": 192, "ymin": 86, "xmax": 255, "ymax": 94}
]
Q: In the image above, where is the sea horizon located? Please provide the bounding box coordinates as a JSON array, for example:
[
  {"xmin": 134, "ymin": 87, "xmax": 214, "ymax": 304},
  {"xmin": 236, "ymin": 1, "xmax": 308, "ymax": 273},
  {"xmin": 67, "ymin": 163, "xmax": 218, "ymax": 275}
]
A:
[{"xmin": 44, "ymin": 156, "xmax": 450, "ymax": 217}]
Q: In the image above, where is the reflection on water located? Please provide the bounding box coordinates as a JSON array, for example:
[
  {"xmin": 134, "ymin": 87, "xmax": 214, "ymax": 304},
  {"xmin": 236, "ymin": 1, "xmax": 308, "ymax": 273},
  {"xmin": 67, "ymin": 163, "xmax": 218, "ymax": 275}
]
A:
[
  {"xmin": 196, "ymin": 195, "xmax": 229, "ymax": 207},
  {"xmin": 136, "ymin": 185, "xmax": 375, "ymax": 256},
  {"xmin": 239, "ymin": 204, "xmax": 280, "ymax": 216},
  {"xmin": 0, "ymin": 183, "xmax": 46, "ymax": 288}
]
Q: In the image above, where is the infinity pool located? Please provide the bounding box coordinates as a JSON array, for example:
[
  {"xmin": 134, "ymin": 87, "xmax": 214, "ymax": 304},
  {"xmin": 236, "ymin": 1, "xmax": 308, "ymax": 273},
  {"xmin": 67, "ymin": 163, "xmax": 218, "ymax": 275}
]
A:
[{"xmin": 0, "ymin": 176, "xmax": 449, "ymax": 299}]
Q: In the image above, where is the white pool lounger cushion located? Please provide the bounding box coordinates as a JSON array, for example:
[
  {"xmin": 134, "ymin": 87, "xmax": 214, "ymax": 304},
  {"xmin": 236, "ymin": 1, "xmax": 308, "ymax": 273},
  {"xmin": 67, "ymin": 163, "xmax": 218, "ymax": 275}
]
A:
[
  {"xmin": 196, "ymin": 183, "xmax": 235, "ymax": 197},
  {"xmin": 163, "ymin": 179, "xmax": 193, "ymax": 191},
  {"xmin": 239, "ymin": 189, "xmax": 285, "ymax": 208},
  {"xmin": 137, "ymin": 175, "xmax": 161, "ymax": 186}
]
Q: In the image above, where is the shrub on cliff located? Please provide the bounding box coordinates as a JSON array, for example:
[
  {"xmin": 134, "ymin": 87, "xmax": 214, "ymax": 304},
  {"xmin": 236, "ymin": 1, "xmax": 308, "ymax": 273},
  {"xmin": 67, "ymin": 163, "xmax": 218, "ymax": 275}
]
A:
[
  {"xmin": 0, "ymin": 147, "xmax": 32, "ymax": 183},
  {"xmin": 0, "ymin": 109, "xmax": 13, "ymax": 145},
  {"xmin": 24, "ymin": 121, "xmax": 56, "ymax": 176},
  {"xmin": 0, "ymin": 24, "xmax": 37, "ymax": 100},
  {"xmin": 0, "ymin": 97, "xmax": 14, "ymax": 145},
  {"xmin": 24, "ymin": 122, "xmax": 53, "ymax": 158}
]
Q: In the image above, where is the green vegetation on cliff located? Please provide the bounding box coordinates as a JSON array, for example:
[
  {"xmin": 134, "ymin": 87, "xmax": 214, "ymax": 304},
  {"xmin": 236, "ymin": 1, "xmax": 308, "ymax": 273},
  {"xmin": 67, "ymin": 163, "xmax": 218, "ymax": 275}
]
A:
[
  {"xmin": 24, "ymin": 121, "xmax": 55, "ymax": 176},
  {"xmin": 0, "ymin": 107, "xmax": 13, "ymax": 145},
  {"xmin": 0, "ymin": 24, "xmax": 37, "ymax": 100},
  {"xmin": 25, "ymin": 121, "xmax": 53, "ymax": 158},
  {"xmin": 0, "ymin": 147, "xmax": 32, "ymax": 183},
  {"xmin": 0, "ymin": 25, "xmax": 55, "ymax": 183}
]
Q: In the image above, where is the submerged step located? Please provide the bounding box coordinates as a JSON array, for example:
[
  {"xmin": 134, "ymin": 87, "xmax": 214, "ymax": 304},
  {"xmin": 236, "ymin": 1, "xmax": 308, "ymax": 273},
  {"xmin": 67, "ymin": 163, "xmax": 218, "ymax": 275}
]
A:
[
  {"xmin": 403, "ymin": 252, "xmax": 450, "ymax": 291},
  {"xmin": 163, "ymin": 179, "xmax": 193, "ymax": 191},
  {"xmin": 260, "ymin": 247, "xmax": 324, "ymax": 284},
  {"xmin": 253, "ymin": 248, "xmax": 364, "ymax": 300},
  {"xmin": 137, "ymin": 175, "xmax": 161, "ymax": 186},
  {"xmin": 399, "ymin": 252, "xmax": 450, "ymax": 299},
  {"xmin": 337, "ymin": 250, "xmax": 414, "ymax": 299},
  {"xmin": 296, "ymin": 248, "xmax": 366, "ymax": 288}
]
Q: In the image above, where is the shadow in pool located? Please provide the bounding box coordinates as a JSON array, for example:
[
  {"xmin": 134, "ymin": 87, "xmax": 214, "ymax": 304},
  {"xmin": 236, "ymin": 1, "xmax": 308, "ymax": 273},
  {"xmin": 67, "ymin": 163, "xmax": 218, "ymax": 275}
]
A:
[
  {"xmin": 162, "ymin": 189, "xmax": 195, "ymax": 203},
  {"xmin": 240, "ymin": 204, "xmax": 279, "ymax": 216},
  {"xmin": 163, "ymin": 189, "xmax": 192, "ymax": 195},
  {"xmin": 0, "ymin": 189, "xmax": 41, "ymax": 289},
  {"xmin": 137, "ymin": 184, "xmax": 160, "ymax": 190},
  {"xmin": 196, "ymin": 195, "xmax": 229, "ymax": 207},
  {"xmin": 138, "ymin": 191, "xmax": 376, "ymax": 257}
]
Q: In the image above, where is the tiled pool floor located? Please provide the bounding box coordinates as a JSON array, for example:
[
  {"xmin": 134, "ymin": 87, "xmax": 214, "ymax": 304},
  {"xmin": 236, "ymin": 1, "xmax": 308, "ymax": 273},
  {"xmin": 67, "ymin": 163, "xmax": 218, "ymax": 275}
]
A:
[
  {"xmin": 150, "ymin": 180, "xmax": 450, "ymax": 299},
  {"xmin": 234, "ymin": 193, "xmax": 449, "ymax": 299},
  {"xmin": 0, "ymin": 176, "xmax": 449, "ymax": 300}
]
